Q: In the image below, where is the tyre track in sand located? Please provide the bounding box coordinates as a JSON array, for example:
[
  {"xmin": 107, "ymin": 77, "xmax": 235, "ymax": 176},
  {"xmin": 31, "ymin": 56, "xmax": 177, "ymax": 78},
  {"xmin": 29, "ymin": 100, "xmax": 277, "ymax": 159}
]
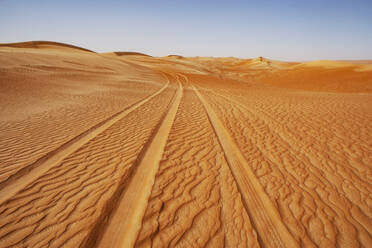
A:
[
  {"xmin": 135, "ymin": 80, "xmax": 259, "ymax": 248},
  {"xmin": 198, "ymin": 85, "xmax": 372, "ymax": 247},
  {"xmin": 192, "ymin": 84, "xmax": 299, "ymax": 248},
  {"xmin": 0, "ymin": 74, "xmax": 164, "ymax": 184},
  {"xmin": 0, "ymin": 79, "xmax": 170, "ymax": 207},
  {"xmin": 0, "ymin": 76, "xmax": 176, "ymax": 247},
  {"xmin": 89, "ymin": 79, "xmax": 183, "ymax": 248}
]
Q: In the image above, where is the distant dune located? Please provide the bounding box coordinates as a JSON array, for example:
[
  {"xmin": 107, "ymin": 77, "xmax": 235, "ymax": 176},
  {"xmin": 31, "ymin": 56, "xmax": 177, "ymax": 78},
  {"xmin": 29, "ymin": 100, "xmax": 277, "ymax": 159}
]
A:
[
  {"xmin": 0, "ymin": 41, "xmax": 371, "ymax": 248},
  {"xmin": 341, "ymin": 60, "xmax": 372, "ymax": 65},
  {"xmin": 167, "ymin": 54, "xmax": 185, "ymax": 59},
  {"xmin": 114, "ymin": 51, "xmax": 151, "ymax": 57},
  {"xmin": 298, "ymin": 60, "xmax": 358, "ymax": 68},
  {"xmin": 1, "ymin": 42, "xmax": 371, "ymax": 93},
  {"xmin": 0, "ymin": 41, "xmax": 95, "ymax": 53},
  {"xmin": 184, "ymin": 56, "xmax": 372, "ymax": 93}
]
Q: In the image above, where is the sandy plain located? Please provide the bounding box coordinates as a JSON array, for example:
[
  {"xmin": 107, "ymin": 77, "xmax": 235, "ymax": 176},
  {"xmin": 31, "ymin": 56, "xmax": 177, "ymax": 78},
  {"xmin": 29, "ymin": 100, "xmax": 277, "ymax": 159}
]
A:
[{"xmin": 0, "ymin": 41, "xmax": 371, "ymax": 248}]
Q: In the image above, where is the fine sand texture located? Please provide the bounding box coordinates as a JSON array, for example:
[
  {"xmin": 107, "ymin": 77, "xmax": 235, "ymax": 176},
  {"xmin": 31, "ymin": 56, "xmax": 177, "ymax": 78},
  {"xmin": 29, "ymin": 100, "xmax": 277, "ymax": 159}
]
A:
[{"xmin": 0, "ymin": 42, "xmax": 371, "ymax": 248}]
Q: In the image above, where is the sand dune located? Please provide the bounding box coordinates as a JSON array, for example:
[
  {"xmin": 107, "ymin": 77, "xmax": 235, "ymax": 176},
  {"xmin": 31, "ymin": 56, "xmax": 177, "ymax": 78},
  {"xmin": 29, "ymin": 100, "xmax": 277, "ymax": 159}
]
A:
[
  {"xmin": 183, "ymin": 56, "xmax": 372, "ymax": 92},
  {"xmin": 0, "ymin": 41, "xmax": 95, "ymax": 53},
  {"xmin": 0, "ymin": 42, "xmax": 371, "ymax": 248},
  {"xmin": 113, "ymin": 52, "xmax": 151, "ymax": 57}
]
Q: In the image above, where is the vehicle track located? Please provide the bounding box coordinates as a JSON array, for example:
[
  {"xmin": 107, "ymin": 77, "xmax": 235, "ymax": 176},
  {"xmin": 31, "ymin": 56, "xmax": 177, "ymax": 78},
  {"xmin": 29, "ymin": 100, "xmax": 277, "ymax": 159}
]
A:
[
  {"xmin": 0, "ymin": 78, "xmax": 176, "ymax": 247},
  {"xmin": 135, "ymin": 83, "xmax": 260, "ymax": 248},
  {"xmin": 92, "ymin": 80, "xmax": 183, "ymax": 248},
  {"xmin": 197, "ymin": 84, "xmax": 372, "ymax": 247},
  {"xmin": 0, "ymin": 80, "xmax": 170, "ymax": 207},
  {"xmin": 192, "ymin": 84, "xmax": 298, "ymax": 248},
  {"xmin": 0, "ymin": 67, "xmax": 166, "ymax": 184}
]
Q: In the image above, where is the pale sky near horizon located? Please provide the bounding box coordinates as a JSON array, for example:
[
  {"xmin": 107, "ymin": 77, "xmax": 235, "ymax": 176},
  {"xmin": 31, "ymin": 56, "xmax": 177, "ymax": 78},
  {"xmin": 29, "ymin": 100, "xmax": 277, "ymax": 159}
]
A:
[{"xmin": 1, "ymin": 0, "xmax": 371, "ymax": 61}]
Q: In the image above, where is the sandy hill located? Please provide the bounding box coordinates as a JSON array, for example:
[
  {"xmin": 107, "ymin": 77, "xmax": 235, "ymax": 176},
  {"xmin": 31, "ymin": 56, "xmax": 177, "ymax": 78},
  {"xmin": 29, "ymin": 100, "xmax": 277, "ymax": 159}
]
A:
[
  {"xmin": 113, "ymin": 51, "xmax": 151, "ymax": 57},
  {"xmin": 0, "ymin": 41, "xmax": 95, "ymax": 53},
  {"xmin": 341, "ymin": 60, "xmax": 372, "ymax": 65},
  {"xmin": 2, "ymin": 41, "xmax": 370, "ymax": 93},
  {"xmin": 178, "ymin": 56, "xmax": 372, "ymax": 93},
  {"xmin": 167, "ymin": 55, "xmax": 185, "ymax": 59}
]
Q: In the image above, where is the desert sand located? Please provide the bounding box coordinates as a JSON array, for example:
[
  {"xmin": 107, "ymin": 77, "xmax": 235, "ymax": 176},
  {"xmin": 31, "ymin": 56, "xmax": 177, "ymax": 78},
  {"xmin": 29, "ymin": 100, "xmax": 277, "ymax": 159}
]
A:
[{"xmin": 0, "ymin": 41, "xmax": 371, "ymax": 248}]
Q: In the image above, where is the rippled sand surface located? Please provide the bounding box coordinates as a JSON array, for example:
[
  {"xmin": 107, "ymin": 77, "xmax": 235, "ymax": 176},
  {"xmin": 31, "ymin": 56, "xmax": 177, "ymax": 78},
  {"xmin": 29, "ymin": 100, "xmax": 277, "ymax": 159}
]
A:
[{"xmin": 0, "ymin": 42, "xmax": 371, "ymax": 248}]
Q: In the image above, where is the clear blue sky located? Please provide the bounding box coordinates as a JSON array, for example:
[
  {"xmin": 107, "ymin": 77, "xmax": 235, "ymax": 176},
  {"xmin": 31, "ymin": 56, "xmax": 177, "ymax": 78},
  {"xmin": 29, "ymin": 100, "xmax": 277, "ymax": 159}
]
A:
[{"xmin": 1, "ymin": 0, "xmax": 371, "ymax": 60}]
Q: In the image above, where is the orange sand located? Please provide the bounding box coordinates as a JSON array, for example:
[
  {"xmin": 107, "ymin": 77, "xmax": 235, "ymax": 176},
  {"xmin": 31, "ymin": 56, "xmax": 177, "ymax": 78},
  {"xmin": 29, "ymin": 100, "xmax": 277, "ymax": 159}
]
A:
[{"xmin": 0, "ymin": 41, "xmax": 371, "ymax": 248}]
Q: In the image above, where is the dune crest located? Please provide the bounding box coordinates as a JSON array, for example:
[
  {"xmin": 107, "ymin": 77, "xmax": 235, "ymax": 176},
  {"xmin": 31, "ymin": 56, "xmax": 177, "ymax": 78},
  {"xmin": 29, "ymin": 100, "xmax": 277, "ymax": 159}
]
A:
[
  {"xmin": 114, "ymin": 51, "xmax": 151, "ymax": 57},
  {"xmin": 0, "ymin": 41, "xmax": 95, "ymax": 53}
]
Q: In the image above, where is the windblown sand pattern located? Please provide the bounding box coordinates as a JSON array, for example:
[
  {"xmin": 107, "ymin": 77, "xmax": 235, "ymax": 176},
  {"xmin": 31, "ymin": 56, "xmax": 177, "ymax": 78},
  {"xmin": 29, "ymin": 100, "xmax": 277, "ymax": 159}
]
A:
[{"xmin": 0, "ymin": 42, "xmax": 371, "ymax": 248}]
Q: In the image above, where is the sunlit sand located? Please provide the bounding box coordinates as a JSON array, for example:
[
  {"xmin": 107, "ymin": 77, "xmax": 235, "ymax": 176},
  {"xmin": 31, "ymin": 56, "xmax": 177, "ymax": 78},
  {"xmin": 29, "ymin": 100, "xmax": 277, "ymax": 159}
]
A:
[{"xmin": 0, "ymin": 41, "xmax": 371, "ymax": 247}]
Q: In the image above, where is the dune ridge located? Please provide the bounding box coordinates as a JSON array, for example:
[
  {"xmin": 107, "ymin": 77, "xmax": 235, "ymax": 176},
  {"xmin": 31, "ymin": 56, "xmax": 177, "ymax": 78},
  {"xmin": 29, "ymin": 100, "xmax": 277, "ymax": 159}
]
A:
[
  {"xmin": 114, "ymin": 51, "xmax": 151, "ymax": 57},
  {"xmin": 0, "ymin": 41, "xmax": 95, "ymax": 53}
]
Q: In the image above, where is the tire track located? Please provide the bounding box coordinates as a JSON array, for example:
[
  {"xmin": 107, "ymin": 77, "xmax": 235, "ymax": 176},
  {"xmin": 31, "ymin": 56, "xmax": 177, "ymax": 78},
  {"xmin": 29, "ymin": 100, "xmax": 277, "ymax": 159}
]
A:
[
  {"xmin": 0, "ymin": 80, "xmax": 170, "ymax": 207},
  {"xmin": 0, "ymin": 78, "xmax": 176, "ymax": 248},
  {"xmin": 93, "ymin": 81, "xmax": 183, "ymax": 248},
  {"xmin": 135, "ymin": 84, "xmax": 259, "ymax": 248},
  {"xmin": 192, "ymin": 84, "xmax": 299, "ymax": 248},
  {"xmin": 199, "ymin": 85, "xmax": 372, "ymax": 247},
  {"xmin": 0, "ymin": 63, "xmax": 166, "ymax": 184}
]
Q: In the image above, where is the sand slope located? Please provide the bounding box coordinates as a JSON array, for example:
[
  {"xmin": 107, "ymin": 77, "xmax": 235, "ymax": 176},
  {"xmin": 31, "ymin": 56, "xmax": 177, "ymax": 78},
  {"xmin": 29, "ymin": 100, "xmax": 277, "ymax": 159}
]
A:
[{"xmin": 0, "ymin": 42, "xmax": 371, "ymax": 248}]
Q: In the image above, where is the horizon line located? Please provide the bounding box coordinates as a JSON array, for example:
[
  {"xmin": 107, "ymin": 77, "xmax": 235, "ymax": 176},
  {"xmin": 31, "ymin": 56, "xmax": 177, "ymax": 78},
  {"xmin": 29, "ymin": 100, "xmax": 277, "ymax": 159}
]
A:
[{"xmin": 1, "ymin": 40, "xmax": 371, "ymax": 62}]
